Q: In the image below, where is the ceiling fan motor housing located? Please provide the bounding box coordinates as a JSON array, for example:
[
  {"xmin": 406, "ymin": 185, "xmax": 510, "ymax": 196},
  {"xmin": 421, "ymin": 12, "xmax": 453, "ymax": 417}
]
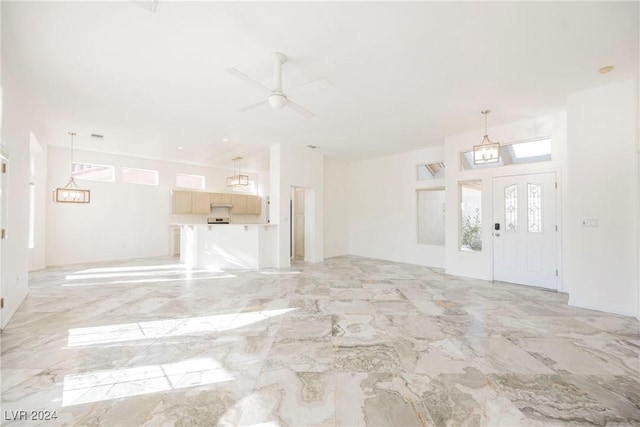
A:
[{"xmin": 268, "ymin": 93, "xmax": 288, "ymax": 109}]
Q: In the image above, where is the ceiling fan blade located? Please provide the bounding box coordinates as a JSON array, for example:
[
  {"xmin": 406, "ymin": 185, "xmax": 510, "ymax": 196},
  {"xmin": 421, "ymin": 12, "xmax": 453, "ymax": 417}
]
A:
[
  {"xmin": 286, "ymin": 100, "xmax": 316, "ymax": 119},
  {"xmin": 288, "ymin": 77, "xmax": 330, "ymax": 93},
  {"xmin": 238, "ymin": 99, "xmax": 269, "ymax": 112},
  {"xmin": 226, "ymin": 68, "xmax": 272, "ymax": 94}
]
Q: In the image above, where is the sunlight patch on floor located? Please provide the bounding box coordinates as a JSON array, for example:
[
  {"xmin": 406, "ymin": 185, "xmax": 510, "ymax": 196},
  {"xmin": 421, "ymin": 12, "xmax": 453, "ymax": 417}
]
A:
[
  {"xmin": 62, "ymin": 274, "xmax": 236, "ymax": 287},
  {"xmin": 65, "ymin": 267, "xmax": 222, "ymax": 281},
  {"xmin": 67, "ymin": 308, "xmax": 297, "ymax": 347},
  {"xmin": 62, "ymin": 357, "xmax": 233, "ymax": 407},
  {"xmin": 259, "ymin": 271, "xmax": 301, "ymax": 275}
]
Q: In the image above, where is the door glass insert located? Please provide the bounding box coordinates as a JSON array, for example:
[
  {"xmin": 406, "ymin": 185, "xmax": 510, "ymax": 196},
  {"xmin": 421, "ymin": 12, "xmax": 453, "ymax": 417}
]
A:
[
  {"xmin": 527, "ymin": 183, "xmax": 542, "ymax": 233},
  {"xmin": 504, "ymin": 184, "xmax": 517, "ymax": 233}
]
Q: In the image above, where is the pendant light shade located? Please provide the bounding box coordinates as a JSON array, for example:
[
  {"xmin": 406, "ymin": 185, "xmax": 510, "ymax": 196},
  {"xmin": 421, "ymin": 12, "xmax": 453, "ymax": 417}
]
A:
[
  {"xmin": 473, "ymin": 110, "xmax": 500, "ymax": 165},
  {"xmin": 53, "ymin": 132, "xmax": 91, "ymax": 203},
  {"xmin": 226, "ymin": 157, "xmax": 249, "ymax": 187}
]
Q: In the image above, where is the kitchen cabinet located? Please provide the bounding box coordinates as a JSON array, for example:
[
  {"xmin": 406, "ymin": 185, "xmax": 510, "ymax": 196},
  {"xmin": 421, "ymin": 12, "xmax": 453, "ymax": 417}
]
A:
[
  {"xmin": 210, "ymin": 193, "xmax": 232, "ymax": 205},
  {"xmin": 173, "ymin": 190, "xmax": 260, "ymax": 216},
  {"xmin": 246, "ymin": 195, "xmax": 262, "ymax": 215},
  {"xmin": 231, "ymin": 194, "xmax": 247, "ymax": 214},
  {"xmin": 191, "ymin": 192, "xmax": 211, "ymax": 214},
  {"xmin": 172, "ymin": 191, "xmax": 192, "ymax": 214}
]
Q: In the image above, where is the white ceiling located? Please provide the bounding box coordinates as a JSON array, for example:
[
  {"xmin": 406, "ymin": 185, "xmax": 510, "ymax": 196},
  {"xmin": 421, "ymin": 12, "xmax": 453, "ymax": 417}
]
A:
[{"xmin": 4, "ymin": 1, "xmax": 638, "ymax": 172}]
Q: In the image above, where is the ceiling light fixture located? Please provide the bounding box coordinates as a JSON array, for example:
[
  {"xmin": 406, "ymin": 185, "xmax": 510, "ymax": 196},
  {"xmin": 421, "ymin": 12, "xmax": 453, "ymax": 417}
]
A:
[
  {"xmin": 53, "ymin": 132, "xmax": 91, "ymax": 203},
  {"xmin": 598, "ymin": 65, "xmax": 614, "ymax": 74},
  {"xmin": 178, "ymin": 146, "xmax": 184, "ymax": 150},
  {"xmin": 222, "ymin": 138, "xmax": 229, "ymax": 142},
  {"xmin": 226, "ymin": 157, "xmax": 249, "ymax": 187},
  {"xmin": 473, "ymin": 110, "xmax": 500, "ymax": 165}
]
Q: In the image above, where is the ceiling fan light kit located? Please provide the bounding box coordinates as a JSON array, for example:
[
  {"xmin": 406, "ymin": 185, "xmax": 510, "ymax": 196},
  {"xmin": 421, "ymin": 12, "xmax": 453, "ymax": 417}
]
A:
[
  {"xmin": 268, "ymin": 93, "xmax": 287, "ymax": 109},
  {"xmin": 227, "ymin": 52, "xmax": 318, "ymax": 118}
]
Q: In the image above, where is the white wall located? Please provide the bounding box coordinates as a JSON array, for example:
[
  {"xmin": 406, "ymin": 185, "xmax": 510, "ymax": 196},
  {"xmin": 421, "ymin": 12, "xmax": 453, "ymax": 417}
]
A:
[
  {"xmin": 348, "ymin": 146, "xmax": 447, "ymax": 268},
  {"xmin": 28, "ymin": 131, "xmax": 47, "ymax": 271},
  {"xmin": 46, "ymin": 147, "xmax": 262, "ymax": 266},
  {"xmin": 270, "ymin": 144, "xmax": 323, "ymax": 268},
  {"xmin": 566, "ymin": 79, "xmax": 639, "ymax": 317},
  {"xmin": 637, "ymin": 78, "xmax": 640, "ymax": 321},
  {"xmin": 444, "ymin": 113, "xmax": 567, "ymax": 283},
  {"xmin": 323, "ymin": 157, "xmax": 349, "ymax": 258},
  {"xmin": 0, "ymin": 66, "xmax": 31, "ymax": 329}
]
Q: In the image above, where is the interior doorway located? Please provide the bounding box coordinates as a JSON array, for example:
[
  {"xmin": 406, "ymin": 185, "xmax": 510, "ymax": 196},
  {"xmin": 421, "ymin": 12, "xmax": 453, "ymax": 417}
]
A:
[
  {"xmin": 493, "ymin": 172, "xmax": 557, "ymax": 289},
  {"xmin": 290, "ymin": 187, "xmax": 305, "ymax": 261}
]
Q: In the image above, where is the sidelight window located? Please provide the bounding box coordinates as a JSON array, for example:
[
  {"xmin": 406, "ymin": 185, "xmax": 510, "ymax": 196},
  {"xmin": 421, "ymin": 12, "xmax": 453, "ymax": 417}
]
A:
[
  {"xmin": 417, "ymin": 188, "xmax": 445, "ymax": 246},
  {"xmin": 459, "ymin": 180, "xmax": 482, "ymax": 251}
]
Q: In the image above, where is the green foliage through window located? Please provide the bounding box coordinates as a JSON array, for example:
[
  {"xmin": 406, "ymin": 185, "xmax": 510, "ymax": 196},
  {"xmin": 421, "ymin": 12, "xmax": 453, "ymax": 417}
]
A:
[{"xmin": 461, "ymin": 208, "xmax": 482, "ymax": 251}]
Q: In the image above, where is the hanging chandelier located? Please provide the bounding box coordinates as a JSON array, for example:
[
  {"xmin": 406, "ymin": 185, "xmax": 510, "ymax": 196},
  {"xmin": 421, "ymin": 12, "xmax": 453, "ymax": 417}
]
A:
[
  {"xmin": 226, "ymin": 156, "xmax": 249, "ymax": 187},
  {"xmin": 53, "ymin": 132, "xmax": 91, "ymax": 203},
  {"xmin": 473, "ymin": 110, "xmax": 501, "ymax": 165}
]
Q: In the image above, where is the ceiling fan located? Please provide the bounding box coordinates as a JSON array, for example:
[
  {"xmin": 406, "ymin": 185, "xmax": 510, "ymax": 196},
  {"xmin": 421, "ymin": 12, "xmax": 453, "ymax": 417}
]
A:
[{"xmin": 226, "ymin": 52, "xmax": 325, "ymax": 119}]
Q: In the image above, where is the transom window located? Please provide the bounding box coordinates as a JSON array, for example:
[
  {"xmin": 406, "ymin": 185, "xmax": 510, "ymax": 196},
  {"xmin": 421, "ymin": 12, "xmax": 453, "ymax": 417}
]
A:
[
  {"xmin": 460, "ymin": 138, "xmax": 552, "ymax": 171},
  {"xmin": 417, "ymin": 162, "xmax": 446, "ymax": 180},
  {"xmin": 122, "ymin": 168, "xmax": 159, "ymax": 186},
  {"xmin": 72, "ymin": 163, "xmax": 115, "ymax": 182},
  {"xmin": 176, "ymin": 173, "xmax": 205, "ymax": 189}
]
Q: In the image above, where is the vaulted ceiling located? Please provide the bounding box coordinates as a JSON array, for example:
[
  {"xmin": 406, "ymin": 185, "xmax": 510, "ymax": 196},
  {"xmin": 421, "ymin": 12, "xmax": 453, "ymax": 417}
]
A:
[{"xmin": 4, "ymin": 1, "xmax": 638, "ymax": 171}]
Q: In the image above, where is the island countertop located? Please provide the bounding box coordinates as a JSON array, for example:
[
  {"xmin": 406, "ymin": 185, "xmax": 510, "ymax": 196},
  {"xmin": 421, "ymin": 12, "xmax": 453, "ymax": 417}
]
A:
[
  {"xmin": 172, "ymin": 223, "xmax": 275, "ymax": 227},
  {"xmin": 177, "ymin": 223, "xmax": 277, "ymax": 269}
]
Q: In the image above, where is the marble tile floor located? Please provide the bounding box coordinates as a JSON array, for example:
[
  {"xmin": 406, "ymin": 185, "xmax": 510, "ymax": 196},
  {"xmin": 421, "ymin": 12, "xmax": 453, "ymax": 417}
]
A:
[{"xmin": 1, "ymin": 255, "xmax": 639, "ymax": 426}]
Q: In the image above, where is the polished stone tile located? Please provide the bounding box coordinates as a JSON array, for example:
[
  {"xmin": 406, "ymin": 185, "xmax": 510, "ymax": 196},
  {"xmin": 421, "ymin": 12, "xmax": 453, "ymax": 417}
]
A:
[
  {"xmin": 405, "ymin": 369, "xmax": 531, "ymax": 426},
  {"xmin": 335, "ymin": 372, "xmax": 422, "ymax": 426},
  {"xmin": 1, "ymin": 255, "xmax": 638, "ymax": 426},
  {"xmin": 236, "ymin": 368, "xmax": 335, "ymax": 426},
  {"xmin": 489, "ymin": 374, "xmax": 639, "ymax": 426}
]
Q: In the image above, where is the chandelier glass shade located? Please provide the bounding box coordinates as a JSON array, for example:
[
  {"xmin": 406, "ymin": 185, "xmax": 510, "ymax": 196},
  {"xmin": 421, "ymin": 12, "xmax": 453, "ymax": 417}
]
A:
[
  {"xmin": 53, "ymin": 132, "xmax": 91, "ymax": 203},
  {"xmin": 226, "ymin": 157, "xmax": 249, "ymax": 187},
  {"xmin": 473, "ymin": 110, "xmax": 500, "ymax": 165}
]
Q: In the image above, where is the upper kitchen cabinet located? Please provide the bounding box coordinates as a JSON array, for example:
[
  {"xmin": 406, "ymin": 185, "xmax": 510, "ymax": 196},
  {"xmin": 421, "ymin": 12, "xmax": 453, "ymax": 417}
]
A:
[
  {"xmin": 231, "ymin": 194, "xmax": 248, "ymax": 214},
  {"xmin": 210, "ymin": 193, "xmax": 232, "ymax": 205},
  {"xmin": 172, "ymin": 191, "xmax": 192, "ymax": 214},
  {"xmin": 246, "ymin": 195, "xmax": 262, "ymax": 215},
  {"xmin": 191, "ymin": 192, "xmax": 212, "ymax": 214}
]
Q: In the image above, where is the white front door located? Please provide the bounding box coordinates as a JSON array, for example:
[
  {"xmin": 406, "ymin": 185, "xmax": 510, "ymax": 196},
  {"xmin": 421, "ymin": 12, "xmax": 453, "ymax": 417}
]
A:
[{"xmin": 493, "ymin": 172, "xmax": 557, "ymax": 289}]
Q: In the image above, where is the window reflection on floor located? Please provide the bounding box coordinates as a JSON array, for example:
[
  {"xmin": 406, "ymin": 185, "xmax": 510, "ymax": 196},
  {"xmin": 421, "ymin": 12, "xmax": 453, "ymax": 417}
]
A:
[
  {"xmin": 67, "ymin": 308, "xmax": 297, "ymax": 346},
  {"xmin": 62, "ymin": 358, "xmax": 234, "ymax": 407}
]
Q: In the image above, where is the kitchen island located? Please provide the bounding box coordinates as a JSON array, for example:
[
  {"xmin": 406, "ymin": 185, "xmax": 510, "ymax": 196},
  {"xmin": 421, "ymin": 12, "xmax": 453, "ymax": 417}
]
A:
[{"xmin": 178, "ymin": 224, "xmax": 277, "ymax": 270}]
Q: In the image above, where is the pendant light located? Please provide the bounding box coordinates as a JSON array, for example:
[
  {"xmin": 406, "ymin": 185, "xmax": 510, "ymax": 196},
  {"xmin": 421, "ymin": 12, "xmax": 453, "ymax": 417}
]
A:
[
  {"xmin": 53, "ymin": 132, "xmax": 91, "ymax": 203},
  {"xmin": 226, "ymin": 156, "xmax": 249, "ymax": 187},
  {"xmin": 473, "ymin": 110, "xmax": 501, "ymax": 165}
]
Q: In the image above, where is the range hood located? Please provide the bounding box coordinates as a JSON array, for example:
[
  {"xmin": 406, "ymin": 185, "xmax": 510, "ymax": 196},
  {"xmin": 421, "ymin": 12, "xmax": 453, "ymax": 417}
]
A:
[{"xmin": 210, "ymin": 202, "xmax": 233, "ymax": 207}]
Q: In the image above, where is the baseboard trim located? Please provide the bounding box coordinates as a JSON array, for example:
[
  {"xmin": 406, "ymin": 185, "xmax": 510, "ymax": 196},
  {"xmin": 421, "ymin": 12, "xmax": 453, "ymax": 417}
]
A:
[{"xmin": 568, "ymin": 298, "xmax": 637, "ymax": 318}]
